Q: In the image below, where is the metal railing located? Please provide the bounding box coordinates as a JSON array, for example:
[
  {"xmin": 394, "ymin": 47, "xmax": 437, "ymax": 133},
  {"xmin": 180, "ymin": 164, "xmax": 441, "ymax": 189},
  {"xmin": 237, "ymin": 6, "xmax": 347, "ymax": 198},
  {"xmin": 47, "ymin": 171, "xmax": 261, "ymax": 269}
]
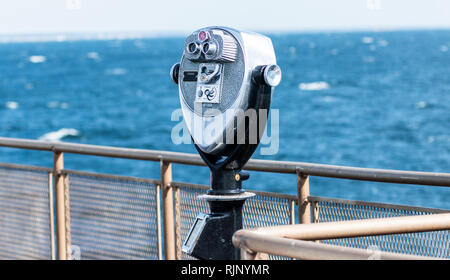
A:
[
  {"xmin": 0, "ymin": 136, "xmax": 449, "ymax": 260},
  {"xmin": 233, "ymin": 213, "xmax": 450, "ymax": 260}
]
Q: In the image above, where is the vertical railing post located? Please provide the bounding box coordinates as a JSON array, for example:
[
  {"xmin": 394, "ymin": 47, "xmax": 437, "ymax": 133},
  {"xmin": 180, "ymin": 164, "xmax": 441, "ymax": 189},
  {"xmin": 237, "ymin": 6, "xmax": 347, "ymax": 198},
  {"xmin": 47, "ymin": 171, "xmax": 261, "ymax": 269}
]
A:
[
  {"xmin": 297, "ymin": 170, "xmax": 311, "ymax": 224},
  {"xmin": 63, "ymin": 174, "xmax": 72, "ymax": 259},
  {"xmin": 161, "ymin": 160, "xmax": 175, "ymax": 260},
  {"xmin": 311, "ymin": 201, "xmax": 320, "ymax": 243},
  {"xmin": 174, "ymin": 186, "xmax": 182, "ymax": 260},
  {"xmin": 155, "ymin": 184, "xmax": 163, "ymax": 260},
  {"xmin": 53, "ymin": 151, "xmax": 67, "ymax": 260},
  {"xmin": 289, "ymin": 198, "xmax": 298, "ymax": 260},
  {"xmin": 312, "ymin": 201, "xmax": 319, "ymax": 223},
  {"xmin": 289, "ymin": 199, "xmax": 296, "ymax": 225},
  {"xmin": 48, "ymin": 172, "xmax": 56, "ymax": 260}
]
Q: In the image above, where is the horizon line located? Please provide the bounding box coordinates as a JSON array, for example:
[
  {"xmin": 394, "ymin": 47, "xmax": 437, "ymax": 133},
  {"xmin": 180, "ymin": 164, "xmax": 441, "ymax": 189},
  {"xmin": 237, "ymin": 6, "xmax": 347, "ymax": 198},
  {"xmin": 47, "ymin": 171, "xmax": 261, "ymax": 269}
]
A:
[{"xmin": 1, "ymin": 26, "xmax": 449, "ymax": 44}]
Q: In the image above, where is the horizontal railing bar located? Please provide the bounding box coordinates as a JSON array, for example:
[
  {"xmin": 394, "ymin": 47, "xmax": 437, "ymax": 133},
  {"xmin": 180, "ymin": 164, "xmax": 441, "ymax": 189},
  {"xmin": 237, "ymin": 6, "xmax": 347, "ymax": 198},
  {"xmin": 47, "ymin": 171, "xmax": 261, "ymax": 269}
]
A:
[
  {"xmin": 60, "ymin": 169, "xmax": 161, "ymax": 186},
  {"xmin": 0, "ymin": 137, "xmax": 204, "ymax": 165},
  {"xmin": 0, "ymin": 162, "xmax": 52, "ymax": 173},
  {"xmin": 308, "ymin": 196, "xmax": 450, "ymax": 214},
  {"xmin": 1, "ymin": 137, "xmax": 450, "ymax": 186},
  {"xmin": 238, "ymin": 213, "xmax": 450, "ymax": 240},
  {"xmin": 246, "ymin": 159, "xmax": 450, "ymax": 186},
  {"xmin": 234, "ymin": 230, "xmax": 434, "ymax": 260},
  {"xmin": 233, "ymin": 213, "xmax": 450, "ymax": 259}
]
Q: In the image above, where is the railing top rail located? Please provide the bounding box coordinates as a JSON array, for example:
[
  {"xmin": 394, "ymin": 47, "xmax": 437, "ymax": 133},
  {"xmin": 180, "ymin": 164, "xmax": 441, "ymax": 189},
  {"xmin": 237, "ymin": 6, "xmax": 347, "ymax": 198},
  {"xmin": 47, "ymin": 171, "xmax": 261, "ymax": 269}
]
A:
[
  {"xmin": 60, "ymin": 169, "xmax": 161, "ymax": 185},
  {"xmin": 233, "ymin": 213, "xmax": 450, "ymax": 260},
  {"xmin": 308, "ymin": 196, "xmax": 450, "ymax": 214},
  {"xmin": 1, "ymin": 137, "xmax": 449, "ymax": 187},
  {"xmin": 246, "ymin": 212, "xmax": 450, "ymax": 240},
  {"xmin": 233, "ymin": 229, "xmax": 436, "ymax": 260},
  {"xmin": 0, "ymin": 162, "xmax": 53, "ymax": 173}
]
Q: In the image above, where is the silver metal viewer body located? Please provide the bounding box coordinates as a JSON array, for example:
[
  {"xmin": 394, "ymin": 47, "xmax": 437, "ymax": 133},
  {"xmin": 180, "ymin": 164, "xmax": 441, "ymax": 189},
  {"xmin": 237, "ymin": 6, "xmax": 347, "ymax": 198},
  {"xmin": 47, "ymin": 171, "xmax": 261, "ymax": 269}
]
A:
[
  {"xmin": 170, "ymin": 26, "xmax": 281, "ymax": 260},
  {"xmin": 172, "ymin": 26, "xmax": 280, "ymax": 155}
]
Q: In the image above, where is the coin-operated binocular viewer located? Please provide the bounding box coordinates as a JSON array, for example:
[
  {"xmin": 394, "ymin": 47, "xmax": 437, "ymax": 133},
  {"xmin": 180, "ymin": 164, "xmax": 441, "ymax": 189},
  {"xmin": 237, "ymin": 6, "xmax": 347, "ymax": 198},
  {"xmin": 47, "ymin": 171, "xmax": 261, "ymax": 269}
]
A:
[{"xmin": 170, "ymin": 27, "xmax": 281, "ymax": 260}]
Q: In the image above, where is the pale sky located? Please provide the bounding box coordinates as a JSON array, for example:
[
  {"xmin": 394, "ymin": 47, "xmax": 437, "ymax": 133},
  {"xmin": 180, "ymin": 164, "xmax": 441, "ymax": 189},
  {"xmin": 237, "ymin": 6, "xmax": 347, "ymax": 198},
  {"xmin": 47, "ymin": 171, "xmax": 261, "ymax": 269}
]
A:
[{"xmin": 1, "ymin": 0, "xmax": 450, "ymax": 35}]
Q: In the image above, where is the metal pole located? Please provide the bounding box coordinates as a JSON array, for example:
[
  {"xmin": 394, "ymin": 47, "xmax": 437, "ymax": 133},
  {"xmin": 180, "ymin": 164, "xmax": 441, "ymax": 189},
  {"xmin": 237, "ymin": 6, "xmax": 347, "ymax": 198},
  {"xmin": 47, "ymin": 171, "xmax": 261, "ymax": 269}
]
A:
[
  {"xmin": 161, "ymin": 160, "xmax": 175, "ymax": 260},
  {"xmin": 48, "ymin": 172, "xmax": 56, "ymax": 260},
  {"xmin": 289, "ymin": 199, "xmax": 296, "ymax": 225},
  {"xmin": 234, "ymin": 230, "xmax": 433, "ymax": 260},
  {"xmin": 245, "ymin": 213, "xmax": 450, "ymax": 240},
  {"xmin": 312, "ymin": 201, "xmax": 319, "ymax": 223},
  {"xmin": 174, "ymin": 187, "xmax": 182, "ymax": 260},
  {"xmin": 297, "ymin": 171, "xmax": 311, "ymax": 224},
  {"xmin": 155, "ymin": 184, "xmax": 163, "ymax": 260},
  {"xmin": 311, "ymin": 201, "xmax": 320, "ymax": 243},
  {"xmin": 63, "ymin": 174, "xmax": 72, "ymax": 260},
  {"xmin": 53, "ymin": 151, "xmax": 67, "ymax": 260},
  {"xmin": 233, "ymin": 213, "xmax": 450, "ymax": 260},
  {"xmin": 1, "ymin": 137, "xmax": 450, "ymax": 187}
]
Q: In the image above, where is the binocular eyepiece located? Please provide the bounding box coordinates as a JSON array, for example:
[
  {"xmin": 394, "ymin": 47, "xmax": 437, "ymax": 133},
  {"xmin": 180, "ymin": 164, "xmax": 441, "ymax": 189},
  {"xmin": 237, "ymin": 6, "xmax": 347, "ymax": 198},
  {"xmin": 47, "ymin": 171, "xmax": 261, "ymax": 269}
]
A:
[
  {"xmin": 187, "ymin": 40, "xmax": 218, "ymax": 57},
  {"xmin": 182, "ymin": 28, "xmax": 238, "ymax": 63}
]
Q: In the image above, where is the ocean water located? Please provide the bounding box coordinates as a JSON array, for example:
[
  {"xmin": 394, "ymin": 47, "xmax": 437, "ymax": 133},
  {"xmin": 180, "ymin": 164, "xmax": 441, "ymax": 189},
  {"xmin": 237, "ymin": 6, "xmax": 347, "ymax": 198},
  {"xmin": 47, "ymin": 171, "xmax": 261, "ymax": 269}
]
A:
[{"xmin": 0, "ymin": 30, "xmax": 449, "ymax": 209}]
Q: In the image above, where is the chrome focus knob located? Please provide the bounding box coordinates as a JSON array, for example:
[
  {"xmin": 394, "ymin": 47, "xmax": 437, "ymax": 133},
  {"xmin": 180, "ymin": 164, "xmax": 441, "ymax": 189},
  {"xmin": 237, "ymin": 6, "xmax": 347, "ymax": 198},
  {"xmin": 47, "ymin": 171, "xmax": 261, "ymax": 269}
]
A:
[{"xmin": 263, "ymin": 64, "xmax": 282, "ymax": 87}]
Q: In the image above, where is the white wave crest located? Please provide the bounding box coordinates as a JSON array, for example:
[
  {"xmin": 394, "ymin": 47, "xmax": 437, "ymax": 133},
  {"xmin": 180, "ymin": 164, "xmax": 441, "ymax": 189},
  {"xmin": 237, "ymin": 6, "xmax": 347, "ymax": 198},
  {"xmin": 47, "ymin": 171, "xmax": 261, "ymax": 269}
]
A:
[
  {"xmin": 87, "ymin": 52, "xmax": 100, "ymax": 60},
  {"xmin": 362, "ymin": 37, "xmax": 374, "ymax": 44},
  {"xmin": 378, "ymin": 39, "xmax": 388, "ymax": 47},
  {"xmin": 416, "ymin": 101, "xmax": 427, "ymax": 109},
  {"xmin": 299, "ymin": 81, "xmax": 330, "ymax": 91},
  {"xmin": 39, "ymin": 128, "xmax": 80, "ymax": 142},
  {"xmin": 6, "ymin": 101, "xmax": 19, "ymax": 109},
  {"xmin": 29, "ymin": 55, "xmax": 46, "ymax": 63}
]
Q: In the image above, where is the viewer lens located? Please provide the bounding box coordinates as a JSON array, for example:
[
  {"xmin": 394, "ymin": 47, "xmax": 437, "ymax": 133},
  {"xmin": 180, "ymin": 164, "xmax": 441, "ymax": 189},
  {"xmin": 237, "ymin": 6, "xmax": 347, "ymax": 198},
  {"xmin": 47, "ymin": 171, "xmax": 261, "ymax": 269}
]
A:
[
  {"xmin": 188, "ymin": 42, "xmax": 198, "ymax": 53},
  {"xmin": 202, "ymin": 42, "xmax": 217, "ymax": 56},
  {"xmin": 202, "ymin": 43, "xmax": 209, "ymax": 53}
]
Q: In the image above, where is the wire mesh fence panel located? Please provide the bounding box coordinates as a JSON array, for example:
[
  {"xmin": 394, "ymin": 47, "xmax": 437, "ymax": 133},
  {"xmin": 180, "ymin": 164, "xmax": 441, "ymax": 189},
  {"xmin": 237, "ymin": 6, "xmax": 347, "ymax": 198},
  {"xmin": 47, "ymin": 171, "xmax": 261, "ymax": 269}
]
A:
[
  {"xmin": 66, "ymin": 171, "xmax": 160, "ymax": 260},
  {"xmin": 173, "ymin": 182, "xmax": 296, "ymax": 260},
  {"xmin": 244, "ymin": 191, "xmax": 296, "ymax": 260},
  {"xmin": 244, "ymin": 191, "xmax": 295, "ymax": 228},
  {"xmin": 0, "ymin": 164, "xmax": 52, "ymax": 260},
  {"xmin": 173, "ymin": 183, "xmax": 209, "ymax": 260},
  {"xmin": 310, "ymin": 196, "xmax": 450, "ymax": 259}
]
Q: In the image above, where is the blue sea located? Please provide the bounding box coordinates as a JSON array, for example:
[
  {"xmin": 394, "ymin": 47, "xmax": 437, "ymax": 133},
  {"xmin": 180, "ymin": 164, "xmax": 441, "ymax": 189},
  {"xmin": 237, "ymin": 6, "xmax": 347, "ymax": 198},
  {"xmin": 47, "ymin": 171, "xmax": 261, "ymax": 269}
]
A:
[{"xmin": 0, "ymin": 30, "xmax": 449, "ymax": 209}]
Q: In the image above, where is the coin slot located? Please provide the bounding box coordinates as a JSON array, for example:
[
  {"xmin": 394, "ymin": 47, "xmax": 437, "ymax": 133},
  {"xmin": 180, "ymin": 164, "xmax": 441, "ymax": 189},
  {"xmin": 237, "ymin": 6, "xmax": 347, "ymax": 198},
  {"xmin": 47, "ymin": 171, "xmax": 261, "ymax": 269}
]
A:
[{"xmin": 183, "ymin": 71, "xmax": 198, "ymax": 82}]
